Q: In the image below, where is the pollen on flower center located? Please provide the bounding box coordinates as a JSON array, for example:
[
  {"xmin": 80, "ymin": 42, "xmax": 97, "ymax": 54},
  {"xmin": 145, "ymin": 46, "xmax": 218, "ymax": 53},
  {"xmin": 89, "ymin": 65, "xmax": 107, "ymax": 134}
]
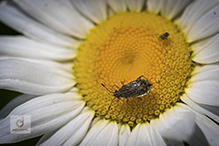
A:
[{"xmin": 73, "ymin": 12, "xmax": 195, "ymax": 127}]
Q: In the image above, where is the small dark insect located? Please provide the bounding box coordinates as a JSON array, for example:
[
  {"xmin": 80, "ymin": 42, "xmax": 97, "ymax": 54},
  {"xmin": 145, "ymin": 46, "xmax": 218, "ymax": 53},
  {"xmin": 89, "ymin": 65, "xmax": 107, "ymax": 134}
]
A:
[
  {"xmin": 101, "ymin": 75, "xmax": 153, "ymax": 110},
  {"xmin": 160, "ymin": 32, "xmax": 169, "ymax": 40}
]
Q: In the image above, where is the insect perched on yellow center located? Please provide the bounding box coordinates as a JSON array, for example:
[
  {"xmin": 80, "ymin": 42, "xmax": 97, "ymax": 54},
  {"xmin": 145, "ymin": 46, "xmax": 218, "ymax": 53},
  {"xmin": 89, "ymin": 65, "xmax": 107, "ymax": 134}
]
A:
[
  {"xmin": 101, "ymin": 75, "xmax": 153, "ymax": 110},
  {"xmin": 160, "ymin": 32, "xmax": 169, "ymax": 40}
]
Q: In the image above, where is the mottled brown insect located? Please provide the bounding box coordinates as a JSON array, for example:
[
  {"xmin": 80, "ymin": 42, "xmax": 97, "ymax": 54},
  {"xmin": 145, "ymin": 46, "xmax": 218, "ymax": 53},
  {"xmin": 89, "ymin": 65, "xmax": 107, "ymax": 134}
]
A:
[
  {"xmin": 160, "ymin": 32, "xmax": 169, "ymax": 40},
  {"xmin": 101, "ymin": 75, "xmax": 153, "ymax": 110}
]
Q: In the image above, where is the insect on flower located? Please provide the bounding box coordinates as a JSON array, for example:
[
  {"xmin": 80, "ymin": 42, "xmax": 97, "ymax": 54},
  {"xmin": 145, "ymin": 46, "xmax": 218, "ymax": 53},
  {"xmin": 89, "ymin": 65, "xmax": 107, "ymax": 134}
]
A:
[
  {"xmin": 160, "ymin": 32, "xmax": 169, "ymax": 40},
  {"xmin": 101, "ymin": 75, "xmax": 153, "ymax": 110}
]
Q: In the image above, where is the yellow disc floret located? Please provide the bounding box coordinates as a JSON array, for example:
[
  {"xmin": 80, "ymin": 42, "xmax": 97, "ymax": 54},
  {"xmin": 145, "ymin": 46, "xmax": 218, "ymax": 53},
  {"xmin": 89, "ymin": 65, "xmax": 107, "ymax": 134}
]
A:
[{"xmin": 73, "ymin": 12, "xmax": 195, "ymax": 127}]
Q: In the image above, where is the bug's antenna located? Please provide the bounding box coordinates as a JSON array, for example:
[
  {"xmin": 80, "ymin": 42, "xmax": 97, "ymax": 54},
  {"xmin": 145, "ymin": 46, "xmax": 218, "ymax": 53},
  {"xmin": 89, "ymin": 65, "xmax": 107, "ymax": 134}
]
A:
[
  {"xmin": 101, "ymin": 83, "xmax": 114, "ymax": 93},
  {"xmin": 108, "ymin": 97, "xmax": 118, "ymax": 111}
]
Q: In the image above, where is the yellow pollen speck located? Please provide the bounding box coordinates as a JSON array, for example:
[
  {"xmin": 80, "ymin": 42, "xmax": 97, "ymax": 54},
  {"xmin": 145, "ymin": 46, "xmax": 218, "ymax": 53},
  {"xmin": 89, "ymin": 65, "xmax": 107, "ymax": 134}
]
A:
[{"xmin": 73, "ymin": 12, "xmax": 195, "ymax": 127}]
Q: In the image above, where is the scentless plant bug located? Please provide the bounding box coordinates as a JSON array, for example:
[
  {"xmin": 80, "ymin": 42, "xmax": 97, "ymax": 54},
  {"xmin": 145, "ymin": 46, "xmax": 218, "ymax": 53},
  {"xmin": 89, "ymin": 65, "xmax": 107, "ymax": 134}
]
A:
[
  {"xmin": 160, "ymin": 32, "xmax": 169, "ymax": 40},
  {"xmin": 101, "ymin": 75, "xmax": 153, "ymax": 110}
]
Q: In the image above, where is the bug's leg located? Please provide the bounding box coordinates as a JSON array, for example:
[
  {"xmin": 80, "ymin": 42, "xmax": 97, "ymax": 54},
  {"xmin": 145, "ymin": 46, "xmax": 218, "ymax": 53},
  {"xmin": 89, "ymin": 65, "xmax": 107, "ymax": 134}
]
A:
[
  {"xmin": 112, "ymin": 85, "xmax": 120, "ymax": 90},
  {"xmin": 121, "ymin": 79, "xmax": 126, "ymax": 85},
  {"xmin": 107, "ymin": 97, "xmax": 118, "ymax": 112},
  {"xmin": 126, "ymin": 98, "xmax": 131, "ymax": 105},
  {"xmin": 139, "ymin": 75, "xmax": 144, "ymax": 78},
  {"xmin": 138, "ymin": 75, "xmax": 147, "ymax": 80},
  {"xmin": 137, "ymin": 97, "xmax": 145, "ymax": 102},
  {"xmin": 101, "ymin": 83, "xmax": 115, "ymax": 93}
]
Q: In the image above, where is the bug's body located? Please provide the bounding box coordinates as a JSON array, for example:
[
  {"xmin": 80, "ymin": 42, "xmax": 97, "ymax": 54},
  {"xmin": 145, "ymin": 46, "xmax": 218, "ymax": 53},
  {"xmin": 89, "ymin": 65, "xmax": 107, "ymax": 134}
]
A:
[
  {"xmin": 112, "ymin": 76, "xmax": 152, "ymax": 99},
  {"xmin": 101, "ymin": 75, "xmax": 153, "ymax": 110},
  {"xmin": 160, "ymin": 32, "xmax": 169, "ymax": 40}
]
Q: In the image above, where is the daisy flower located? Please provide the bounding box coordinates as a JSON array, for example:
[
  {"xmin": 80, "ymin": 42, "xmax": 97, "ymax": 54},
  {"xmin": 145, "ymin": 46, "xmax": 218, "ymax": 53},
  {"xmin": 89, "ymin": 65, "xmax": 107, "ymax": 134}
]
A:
[{"xmin": 0, "ymin": 0, "xmax": 219, "ymax": 145}]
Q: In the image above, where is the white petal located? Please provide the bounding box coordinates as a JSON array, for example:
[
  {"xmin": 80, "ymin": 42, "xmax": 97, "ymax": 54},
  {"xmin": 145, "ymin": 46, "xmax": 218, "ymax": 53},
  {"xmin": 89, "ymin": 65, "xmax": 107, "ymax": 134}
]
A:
[
  {"xmin": 63, "ymin": 109, "xmax": 94, "ymax": 146},
  {"xmin": 119, "ymin": 124, "xmax": 130, "ymax": 146},
  {"xmin": 157, "ymin": 104, "xmax": 196, "ymax": 142},
  {"xmin": 90, "ymin": 117, "xmax": 101, "ymax": 129},
  {"xmin": 126, "ymin": 123, "xmax": 152, "ymax": 146},
  {"xmin": 0, "ymin": 57, "xmax": 73, "ymax": 74},
  {"xmin": 0, "ymin": 1, "xmax": 79, "ymax": 47},
  {"xmin": 177, "ymin": 0, "xmax": 218, "ymax": 30},
  {"xmin": 0, "ymin": 93, "xmax": 85, "ymax": 143},
  {"xmin": 192, "ymin": 33, "xmax": 219, "ymax": 64},
  {"xmin": 195, "ymin": 114, "xmax": 219, "ymax": 146},
  {"xmin": 108, "ymin": 0, "xmax": 126, "ymax": 13},
  {"xmin": 179, "ymin": 104, "xmax": 219, "ymax": 146},
  {"xmin": 0, "ymin": 59, "xmax": 74, "ymax": 95},
  {"xmin": 72, "ymin": 0, "xmax": 107, "ymax": 24},
  {"xmin": 0, "ymin": 36, "xmax": 77, "ymax": 61},
  {"xmin": 149, "ymin": 120, "xmax": 166, "ymax": 146},
  {"xmin": 125, "ymin": 0, "xmax": 144, "ymax": 12},
  {"xmin": 14, "ymin": 0, "xmax": 94, "ymax": 38},
  {"xmin": 190, "ymin": 64, "xmax": 219, "ymax": 83},
  {"xmin": 66, "ymin": 88, "xmax": 84, "ymax": 101},
  {"xmin": 0, "ymin": 94, "xmax": 36, "ymax": 119},
  {"xmin": 186, "ymin": 80, "xmax": 219, "ymax": 106},
  {"xmin": 160, "ymin": 0, "xmax": 192, "ymax": 19},
  {"xmin": 80, "ymin": 119, "xmax": 119, "ymax": 146},
  {"xmin": 109, "ymin": 8, "xmax": 116, "ymax": 17},
  {"xmin": 181, "ymin": 94, "xmax": 219, "ymax": 123},
  {"xmin": 198, "ymin": 104, "xmax": 219, "ymax": 117},
  {"xmin": 177, "ymin": 0, "xmax": 219, "ymax": 42},
  {"xmin": 37, "ymin": 107, "xmax": 94, "ymax": 146},
  {"xmin": 147, "ymin": 0, "xmax": 165, "ymax": 14}
]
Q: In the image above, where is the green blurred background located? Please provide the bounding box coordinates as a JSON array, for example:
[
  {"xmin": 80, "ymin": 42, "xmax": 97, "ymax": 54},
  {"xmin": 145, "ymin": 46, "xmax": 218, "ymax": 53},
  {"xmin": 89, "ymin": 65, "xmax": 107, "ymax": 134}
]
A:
[{"xmin": 0, "ymin": 7, "xmax": 42, "ymax": 146}]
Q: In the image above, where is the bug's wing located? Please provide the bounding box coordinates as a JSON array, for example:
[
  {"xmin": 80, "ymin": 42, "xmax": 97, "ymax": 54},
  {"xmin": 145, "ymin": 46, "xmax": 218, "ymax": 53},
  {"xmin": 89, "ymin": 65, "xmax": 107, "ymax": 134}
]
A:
[{"xmin": 122, "ymin": 83, "xmax": 140, "ymax": 98}]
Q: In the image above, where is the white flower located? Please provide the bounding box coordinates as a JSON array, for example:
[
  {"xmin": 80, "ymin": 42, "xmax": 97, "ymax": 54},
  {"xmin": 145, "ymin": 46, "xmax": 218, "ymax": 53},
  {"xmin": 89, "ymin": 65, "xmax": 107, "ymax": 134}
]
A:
[{"xmin": 0, "ymin": 0, "xmax": 219, "ymax": 145}]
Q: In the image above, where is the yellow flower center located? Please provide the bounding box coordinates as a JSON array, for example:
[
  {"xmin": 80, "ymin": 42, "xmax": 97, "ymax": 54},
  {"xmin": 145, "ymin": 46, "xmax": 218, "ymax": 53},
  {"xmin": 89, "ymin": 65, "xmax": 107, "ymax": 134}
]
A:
[{"xmin": 74, "ymin": 12, "xmax": 195, "ymax": 127}]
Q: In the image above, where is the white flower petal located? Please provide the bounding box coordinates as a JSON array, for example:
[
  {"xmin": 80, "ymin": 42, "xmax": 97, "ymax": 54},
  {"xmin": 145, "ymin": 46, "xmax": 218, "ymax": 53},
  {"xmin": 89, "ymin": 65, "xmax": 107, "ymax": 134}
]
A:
[
  {"xmin": 55, "ymin": 0, "xmax": 74, "ymax": 9},
  {"xmin": 148, "ymin": 0, "xmax": 192, "ymax": 19},
  {"xmin": 160, "ymin": 0, "xmax": 192, "ymax": 19},
  {"xmin": 125, "ymin": 0, "xmax": 144, "ymax": 12},
  {"xmin": 179, "ymin": 104, "xmax": 219, "ymax": 146},
  {"xmin": 157, "ymin": 104, "xmax": 196, "ymax": 142},
  {"xmin": 195, "ymin": 115, "xmax": 219, "ymax": 146},
  {"xmin": 0, "ymin": 94, "xmax": 36, "ymax": 119},
  {"xmin": 177, "ymin": 0, "xmax": 219, "ymax": 42},
  {"xmin": 0, "ymin": 57, "xmax": 73, "ymax": 74},
  {"xmin": 0, "ymin": 93, "xmax": 85, "ymax": 143},
  {"xmin": 0, "ymin": 59, "xmax": 74, "ymax": 95},
  {"xmin": 198, "ymin": 104, "xmax": 219, "ymax": 117},
  {"xmin": 90, "ymin": 117, "xmax": 101, "ymax": 129},
  {"xmin": 37, "ymin": 107, "xmax": 94, "ymax": 146},
  {"xmin": 149, "ymin": 120, "xmax": 166, "ymax": 146},
  {"xmin": 14, "ymin": 0, "xmax": 94, "ymax": 38},
  {"xmin": 0, "ymin": 36, "xmax": 77, "ymax": 61},
  {"xmin": 72, "ymin": 0, "xmax": 107, "ymax": 24},
  {"xmin": 80, "ymin": 119, "xmax": 119, "ymax": 146},
  {"xmin": 126, "ymin": 123, "xmax": 152, "ymax": 146},
  {"xmin": 147, "ymin": 0, "xmax": 165, "ymax": 14},
  {"xmin": 190, "ymin": 64, "xmax": 219, "ymax": 82},
  {"xmin": 35, "ymin": 130, "xmax": 57, "ymax": 146},
  {"xmin": 186, "ymin": 80, "xmax": 219, "ymax": 106},
  {"xmin": 66, "ymin": 88, "xmax": 84, "ymax": 101},
  {"xmin": 108, "ymin": 0, "xmax": 126, "ymax": 13},
  {"xmin": 0, "ymin": 1, "xmax": 79, "ymax": 47},
  {"xmin": 119, "ymin": 124, "xmax": 130, "ymax": 146},
  {"xmin": 192, "ymin": 33, "xmax": 219, "ymax": 64},
  {"xmin": 181, "ymin": 94, "xmax": 219, "ymax": 123},
  {"xmin": 177, "ymin": 0, "xmax": 218, "ymax": 30},
  {"xmin": 63, "ymin": 109, "xmax": 94, "ymax": 146},
  {"xmin": 109, "ymin": 8, "xmax": 116, "ymax": 17}
]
